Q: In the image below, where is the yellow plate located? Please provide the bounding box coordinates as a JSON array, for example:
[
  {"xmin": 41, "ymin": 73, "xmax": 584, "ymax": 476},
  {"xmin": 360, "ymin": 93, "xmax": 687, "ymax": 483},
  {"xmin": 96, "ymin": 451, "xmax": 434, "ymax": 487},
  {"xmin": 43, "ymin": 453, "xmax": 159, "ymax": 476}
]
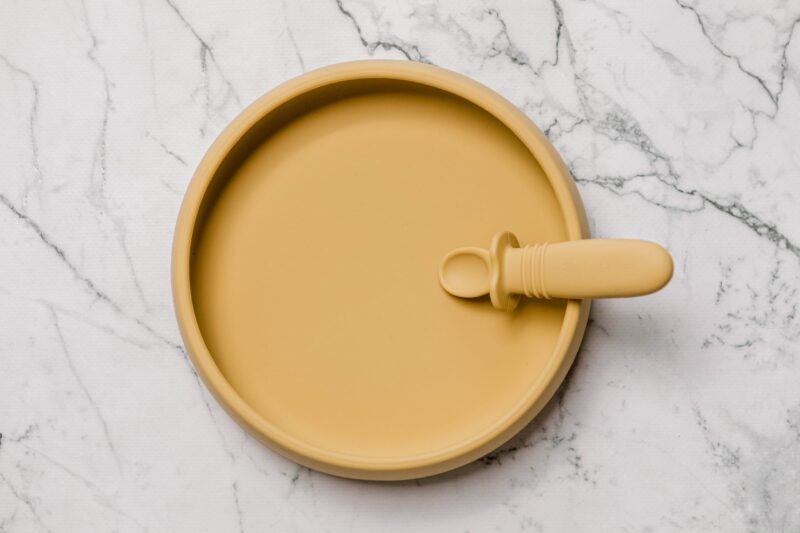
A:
[{"xmin": 172, "ymin": 61, "xmax": 590, "ymax": 480}]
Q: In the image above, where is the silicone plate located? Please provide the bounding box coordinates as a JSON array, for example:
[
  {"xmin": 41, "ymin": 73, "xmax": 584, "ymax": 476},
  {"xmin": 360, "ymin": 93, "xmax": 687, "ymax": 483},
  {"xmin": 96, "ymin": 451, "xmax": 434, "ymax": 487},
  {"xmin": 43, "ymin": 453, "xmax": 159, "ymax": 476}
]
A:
[{"xmin": 173, "ymin": 61, "xmax": 591, "ymax": 480}]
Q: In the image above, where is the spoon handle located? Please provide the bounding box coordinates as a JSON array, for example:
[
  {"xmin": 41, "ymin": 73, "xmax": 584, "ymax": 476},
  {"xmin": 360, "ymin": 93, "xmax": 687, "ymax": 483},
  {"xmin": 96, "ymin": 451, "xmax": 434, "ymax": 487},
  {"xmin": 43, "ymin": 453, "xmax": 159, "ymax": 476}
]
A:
[{"xmin": 506, "ymin": 239, "xmax": 673, "ymax": 299}]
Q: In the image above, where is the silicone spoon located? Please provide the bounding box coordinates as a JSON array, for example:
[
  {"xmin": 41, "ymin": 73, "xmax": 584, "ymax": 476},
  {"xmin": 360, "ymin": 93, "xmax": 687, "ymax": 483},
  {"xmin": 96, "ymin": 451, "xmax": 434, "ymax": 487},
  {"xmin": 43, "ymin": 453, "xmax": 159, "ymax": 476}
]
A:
[{"xmin": 439, "ymin": 231, "xmax": 673, "ymax": 311}]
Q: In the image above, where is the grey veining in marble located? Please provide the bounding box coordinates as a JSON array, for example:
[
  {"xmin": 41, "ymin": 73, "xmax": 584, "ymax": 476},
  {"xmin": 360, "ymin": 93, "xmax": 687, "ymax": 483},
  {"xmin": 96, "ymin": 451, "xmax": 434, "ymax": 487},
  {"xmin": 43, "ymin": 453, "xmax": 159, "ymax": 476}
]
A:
[{"xmin": 1, "ymin": 0, "xmax": 799, "ymax": 531}]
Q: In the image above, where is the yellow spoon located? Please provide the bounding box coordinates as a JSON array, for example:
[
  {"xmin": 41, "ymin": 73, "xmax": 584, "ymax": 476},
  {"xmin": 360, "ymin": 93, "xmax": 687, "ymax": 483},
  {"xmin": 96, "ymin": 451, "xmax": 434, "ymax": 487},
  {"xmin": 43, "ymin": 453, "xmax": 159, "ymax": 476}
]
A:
[{"xmin": 440, "ymin": 231, "xmax": 673, "ymax": 311}]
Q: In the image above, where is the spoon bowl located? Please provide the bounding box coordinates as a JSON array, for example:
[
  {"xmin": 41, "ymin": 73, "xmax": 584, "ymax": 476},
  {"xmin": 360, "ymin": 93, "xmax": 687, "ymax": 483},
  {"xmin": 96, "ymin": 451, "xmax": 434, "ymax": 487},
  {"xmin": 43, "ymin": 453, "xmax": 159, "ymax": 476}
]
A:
[{"xmin": 439, "ymin": 246, "xmax": 491, "ymax": 298}]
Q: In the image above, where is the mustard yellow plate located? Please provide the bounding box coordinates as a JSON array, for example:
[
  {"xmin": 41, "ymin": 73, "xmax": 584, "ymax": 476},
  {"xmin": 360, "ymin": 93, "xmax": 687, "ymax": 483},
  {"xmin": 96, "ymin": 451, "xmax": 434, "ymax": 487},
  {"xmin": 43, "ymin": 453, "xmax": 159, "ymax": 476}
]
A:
[{"xmin": 173, "ymin": 61, "xmax": 590, "ymax": 480}]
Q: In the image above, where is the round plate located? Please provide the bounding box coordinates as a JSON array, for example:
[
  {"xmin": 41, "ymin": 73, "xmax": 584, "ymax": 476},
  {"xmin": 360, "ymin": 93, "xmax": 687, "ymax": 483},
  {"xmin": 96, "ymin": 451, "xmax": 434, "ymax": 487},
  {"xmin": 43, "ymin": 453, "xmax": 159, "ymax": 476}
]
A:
[{"xmin": 173, "ymin": 61, "xmax": 590, "ymax": 480}]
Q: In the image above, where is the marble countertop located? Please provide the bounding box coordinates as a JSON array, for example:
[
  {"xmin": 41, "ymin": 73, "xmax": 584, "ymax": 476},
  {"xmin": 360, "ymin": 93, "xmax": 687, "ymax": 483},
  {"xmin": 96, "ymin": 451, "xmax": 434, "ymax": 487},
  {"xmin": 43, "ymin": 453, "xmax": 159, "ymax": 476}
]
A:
[{"xmin": 1, "ymin": 0, "xmax": 799, "ymax": 531}]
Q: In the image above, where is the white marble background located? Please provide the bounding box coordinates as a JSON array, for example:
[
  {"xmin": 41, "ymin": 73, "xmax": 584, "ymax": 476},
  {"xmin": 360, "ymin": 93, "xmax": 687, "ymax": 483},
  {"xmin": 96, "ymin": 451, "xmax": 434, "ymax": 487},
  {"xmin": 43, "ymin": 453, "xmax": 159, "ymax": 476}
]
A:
[{"xmin": 1, "ymin": 0, "xmax": 799, "ymax": 531}]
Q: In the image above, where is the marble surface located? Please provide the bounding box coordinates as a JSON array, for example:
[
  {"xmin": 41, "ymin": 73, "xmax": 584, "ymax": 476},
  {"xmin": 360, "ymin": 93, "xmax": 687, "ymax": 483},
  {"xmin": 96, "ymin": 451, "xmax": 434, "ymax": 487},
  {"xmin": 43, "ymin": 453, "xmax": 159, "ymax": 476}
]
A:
[{"xmin": 1, "ymin": 0, "xmax": 799, "ymax": 531}]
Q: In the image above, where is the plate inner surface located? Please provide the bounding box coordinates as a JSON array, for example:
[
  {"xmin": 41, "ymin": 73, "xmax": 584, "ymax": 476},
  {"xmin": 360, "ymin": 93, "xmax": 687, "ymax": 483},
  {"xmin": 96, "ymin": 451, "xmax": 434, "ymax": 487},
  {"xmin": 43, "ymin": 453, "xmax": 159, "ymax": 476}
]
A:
[{"xmin": 191, "ymin": 82, "xmax": 569, "ymax": 460}]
